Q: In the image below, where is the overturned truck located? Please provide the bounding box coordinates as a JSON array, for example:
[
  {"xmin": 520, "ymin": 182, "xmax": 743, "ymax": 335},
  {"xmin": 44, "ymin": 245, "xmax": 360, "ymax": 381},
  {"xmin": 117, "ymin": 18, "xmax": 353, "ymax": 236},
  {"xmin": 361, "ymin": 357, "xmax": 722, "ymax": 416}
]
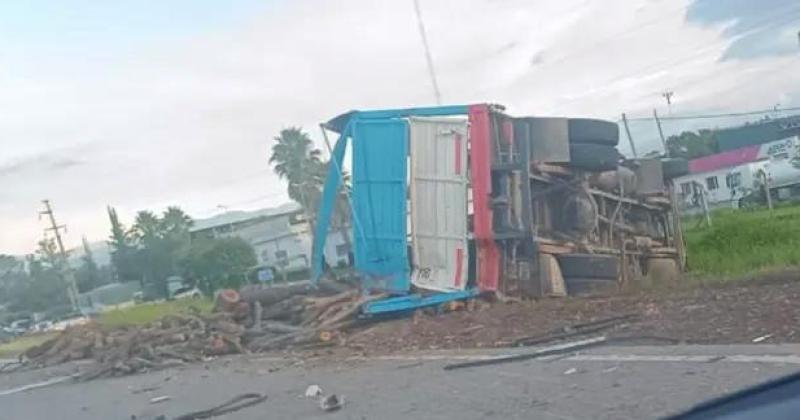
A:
[{"xmin": 312, "ymin": 104, "xmax": 687, "ymax": 314}]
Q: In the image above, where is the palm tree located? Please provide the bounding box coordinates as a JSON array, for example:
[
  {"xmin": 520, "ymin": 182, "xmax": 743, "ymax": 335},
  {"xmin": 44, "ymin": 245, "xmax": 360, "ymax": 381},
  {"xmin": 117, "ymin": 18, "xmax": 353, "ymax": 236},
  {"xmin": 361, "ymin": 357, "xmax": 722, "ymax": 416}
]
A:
[
  {"xmin": 270, "ymin": 128, "xmax": 324, "ymax": 224},
  {"xmin": 270, "ymin": 127, "xmax": 355, "ymax": 267},
  {"xmin": 131, "ymin": 210, "xmax": 161, "ymax": 243},
  {"xmin": 161, "ymin": 206, "xmax": 193, "ymax": 237},
  {"xmin": 107, "ymin": 206, "xmax": 138, "ymax": 283}
]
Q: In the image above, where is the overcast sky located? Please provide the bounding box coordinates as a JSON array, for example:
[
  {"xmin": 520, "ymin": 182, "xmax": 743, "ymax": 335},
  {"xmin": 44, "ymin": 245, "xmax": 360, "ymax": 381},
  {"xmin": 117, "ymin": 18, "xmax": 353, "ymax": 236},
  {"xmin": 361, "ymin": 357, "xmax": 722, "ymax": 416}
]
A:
[{"xmin": 1, "ymin": 0, "xmax": 799, "ymax": 255}]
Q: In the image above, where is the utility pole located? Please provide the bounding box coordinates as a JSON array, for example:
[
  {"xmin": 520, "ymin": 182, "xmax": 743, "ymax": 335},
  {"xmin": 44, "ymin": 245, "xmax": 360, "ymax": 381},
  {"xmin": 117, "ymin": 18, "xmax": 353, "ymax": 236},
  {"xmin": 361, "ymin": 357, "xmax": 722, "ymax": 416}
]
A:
[
  {"xmin": 653, "ymin": 108, "xmax": 668, "ymax": 155},
  {"xmin": 40, "ymin": 199, "xmax": 79, "ymax": 311},
  {"xmin": 621, "ymin": 113, "xmax": 638, "ymax": 158},
  {"xmin": 662, "ymin": 91, "xmax": 674, "ymax": 115}
]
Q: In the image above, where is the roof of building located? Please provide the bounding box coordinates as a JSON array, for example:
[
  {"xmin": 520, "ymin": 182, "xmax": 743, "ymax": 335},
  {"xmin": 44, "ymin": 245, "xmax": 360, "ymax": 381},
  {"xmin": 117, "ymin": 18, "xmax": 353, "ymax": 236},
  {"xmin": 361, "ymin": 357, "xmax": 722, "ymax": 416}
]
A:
[
  {"xmin": 717, "ymin": 115, "xmax": 800, "ymax": 152},
  {"xmin": 190, "ymin": 202, "xmax": 301, "ymax": 232},
  {"xmin": 689, "ymin": 144, "xmax": 761, "ymax": 173}
]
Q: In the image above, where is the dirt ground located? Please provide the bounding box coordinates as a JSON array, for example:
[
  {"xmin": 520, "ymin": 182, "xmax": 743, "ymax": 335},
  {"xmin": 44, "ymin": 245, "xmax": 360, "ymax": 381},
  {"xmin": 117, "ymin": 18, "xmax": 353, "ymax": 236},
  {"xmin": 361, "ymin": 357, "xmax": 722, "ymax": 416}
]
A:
[{"xmin": 342, "ymin": 273, "xmax": 800, "ymax": 355}]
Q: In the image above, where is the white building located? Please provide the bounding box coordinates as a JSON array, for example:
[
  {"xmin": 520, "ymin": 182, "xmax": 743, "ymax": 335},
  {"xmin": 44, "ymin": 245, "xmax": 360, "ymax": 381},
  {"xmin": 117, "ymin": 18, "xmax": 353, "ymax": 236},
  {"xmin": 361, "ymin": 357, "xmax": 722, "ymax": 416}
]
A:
[
  {"xmin": 191, "ymin": 203, "xmax": 351, "ymax": 280},
  {"xmin": 674, "ymin": 136, "xmax": 800, "ymax": 210}
]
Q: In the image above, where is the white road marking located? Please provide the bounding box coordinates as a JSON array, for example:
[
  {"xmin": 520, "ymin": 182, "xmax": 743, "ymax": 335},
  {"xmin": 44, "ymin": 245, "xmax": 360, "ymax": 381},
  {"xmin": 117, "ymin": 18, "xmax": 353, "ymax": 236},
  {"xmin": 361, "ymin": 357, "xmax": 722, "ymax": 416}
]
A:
[
  {"xmin": 569, "ymin": 354, "xmax": 800, "ymax": 364},
  {"xmin": 250, "ymin": 351, "xmax": 800, "ymax": 365},
  {"xmin": 0, "ymin": 375, "xmax": 75, "ymax": 397}
]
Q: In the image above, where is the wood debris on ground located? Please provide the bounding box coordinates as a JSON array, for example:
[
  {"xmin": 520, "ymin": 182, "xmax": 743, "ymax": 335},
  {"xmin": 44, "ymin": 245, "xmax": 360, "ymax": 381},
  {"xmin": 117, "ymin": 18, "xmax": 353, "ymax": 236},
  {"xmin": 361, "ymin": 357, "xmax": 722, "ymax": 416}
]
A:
[{"xmin": 18, "ymin": 281, "xmax": 373, "ymax": 380}]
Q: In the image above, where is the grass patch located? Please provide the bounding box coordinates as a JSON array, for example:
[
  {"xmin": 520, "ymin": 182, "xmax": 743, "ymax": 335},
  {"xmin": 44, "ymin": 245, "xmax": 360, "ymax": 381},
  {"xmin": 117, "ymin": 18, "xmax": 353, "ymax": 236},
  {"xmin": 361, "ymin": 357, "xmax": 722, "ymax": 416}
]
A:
[
  {"xmin": 97, "ymin": 298, "xmax": 213, "ymax": 328},
  {"xmin": 684, "ymin": 205, "xmax": 800, "ymax": 278},
  {"xmin": 0, "ymin": 332, "xmax": 59, "ymax": 358}
]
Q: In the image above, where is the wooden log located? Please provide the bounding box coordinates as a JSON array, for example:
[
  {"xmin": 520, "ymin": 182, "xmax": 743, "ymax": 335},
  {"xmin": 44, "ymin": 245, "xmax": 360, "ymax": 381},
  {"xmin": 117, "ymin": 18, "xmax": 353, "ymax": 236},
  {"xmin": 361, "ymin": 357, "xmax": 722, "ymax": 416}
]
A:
[
  {"xmin": 239, "ymin": 283, "xmax": 313, "ymax": 305},
  {"xmin": 240, "ymin": 280, "xmax": 355, "ymax": 305},
  {"xmin": 215, "ymin": 289, "xmax": 241, "ymax": 312},
  {"xmin": 259, "ymin": 322, "xmax": 304, "ymax": 334},
  {"xmin": 251, "ymin": 301, "xmax": 263, "ymax": 332}
]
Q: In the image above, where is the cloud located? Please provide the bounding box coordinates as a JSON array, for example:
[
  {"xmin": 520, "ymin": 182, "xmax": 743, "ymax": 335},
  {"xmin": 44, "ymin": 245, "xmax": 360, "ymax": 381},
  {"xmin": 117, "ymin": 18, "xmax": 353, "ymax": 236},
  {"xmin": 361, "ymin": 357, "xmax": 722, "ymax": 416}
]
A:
[
  {"xmin": 686, "ymin": 0, "xmax": 800, "ymax": 60},
  {"xmin": 0, "ymin": 153, "xmax": 84, "ymax": 177},
  {"xmin": 1, "ymin": 0, "xmax": 799, "ymax": 254}
]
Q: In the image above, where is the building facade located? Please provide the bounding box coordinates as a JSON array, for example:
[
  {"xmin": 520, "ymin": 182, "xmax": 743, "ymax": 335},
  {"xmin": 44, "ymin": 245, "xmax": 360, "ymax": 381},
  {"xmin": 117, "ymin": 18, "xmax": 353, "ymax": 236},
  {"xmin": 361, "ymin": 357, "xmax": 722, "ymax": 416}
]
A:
[
  {"xmin": 674, "ymin": 136, "xmax": 800, "ymax": 210},
  {"xmin": 190, "ymin": 203, "xmax": 351, "ymax": 280}
]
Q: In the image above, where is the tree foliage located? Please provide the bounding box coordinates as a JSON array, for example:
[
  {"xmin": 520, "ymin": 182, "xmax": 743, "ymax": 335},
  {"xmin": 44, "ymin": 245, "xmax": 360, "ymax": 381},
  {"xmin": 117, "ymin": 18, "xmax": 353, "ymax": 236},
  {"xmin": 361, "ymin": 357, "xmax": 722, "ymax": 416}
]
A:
[
  {"xmin": 268, "ymin": 127, "xmax": 353, "ymax": 260},
  {"xmin": 269, "ymin": 127, "xmax": 325, "ymax": 214},
  {"xmin": 129, "ymin": 208, "xmax": 192, "ymax": 298},
  {"xmin": 666, "ymin": 129, "xmax": 719, "ymax": 160},
  {"xmin": 183, "ymin": 237, "xmax": 257, "ymax": 295},
  {"xmin": 107, "ymin": 206, "xmax": 138, "ymax": 283},
  {"xmin": 104, "ymin": 206, "xmax": 253, "ymax": 298},
  {"xmin": 2, "ymin": 206, "xmax": 258, "ymax": 317},
  {"xmin": 0, "ymin": 253, "xmax": 69, "ymax": 315}
]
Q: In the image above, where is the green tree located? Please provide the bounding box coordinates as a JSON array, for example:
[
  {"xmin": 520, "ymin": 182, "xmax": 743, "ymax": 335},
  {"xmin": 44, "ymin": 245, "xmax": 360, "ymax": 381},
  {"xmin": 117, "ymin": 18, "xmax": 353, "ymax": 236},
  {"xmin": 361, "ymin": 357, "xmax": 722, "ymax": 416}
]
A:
[
  {"xmin": 107, "ymin": 206, "xmax": 139, "ymax": 283},
  {"xmin": 161, "ymin": 206, "xmax": 193, "ymax": 238},
  {"xmin": 131, "ymin": 210, "xmax": 161, "ymax": 243},
  {"xmin": 666, "ymin": 129, "xmax": 719, "ymax": 159},
  {"xmin": 36, "ymin": 238, "xmax": 62, "ymax": 270},
  {"xmin": 183, "ymin": 237, "xmax": 256, "ymax": 294},
  {"xmin": 5, "ymin": 254, "xmax": 70, "ymax": 314},
  {"xmin": 269, "ymin": 128, "xmax": 324, "ymax": 223},
  {"xmin": 269, "ymin": 128, "xmax": 353, "ymax": 265},
  {"xmin": 0, "ymin": 255, "xmax": 24, "ymax": 305},
  {"xmin": 124, "ymin": 207, "xmax": 195, "ymax": 298}
]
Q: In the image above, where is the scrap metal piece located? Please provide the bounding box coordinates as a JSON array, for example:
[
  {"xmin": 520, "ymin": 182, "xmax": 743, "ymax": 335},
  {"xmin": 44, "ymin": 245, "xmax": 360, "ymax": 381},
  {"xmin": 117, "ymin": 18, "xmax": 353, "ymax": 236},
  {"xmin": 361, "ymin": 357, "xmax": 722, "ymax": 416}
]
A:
[
  {"xmin": 443, "ymin": 336, "xmax": 608, "ymax": 370},
  {"xmin": 320, "ymin": 394, "xmax": 345, "ymax": 412}
]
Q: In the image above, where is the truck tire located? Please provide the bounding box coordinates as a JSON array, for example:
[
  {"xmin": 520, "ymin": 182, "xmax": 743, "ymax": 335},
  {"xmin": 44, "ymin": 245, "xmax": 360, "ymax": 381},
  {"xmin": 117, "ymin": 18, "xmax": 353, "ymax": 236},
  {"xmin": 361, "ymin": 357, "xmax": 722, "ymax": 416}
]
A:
[
  {"xmin": 569, "ymin": 144, "xmax": 619, "ymax": 172},
  {"xmin": 557, "ymin": 253, "xmax": 619, "ymax": 279},
  {"xmin": 568, "ymin": 118, "xmax": 619, "ymax": 146},
  {"xmin": 661, "ymin": 158, "xmax": 689, "ymax": 179},
  {"xmin": 564, "ymin": 277, "xmax": 619, "ymax": 296}
]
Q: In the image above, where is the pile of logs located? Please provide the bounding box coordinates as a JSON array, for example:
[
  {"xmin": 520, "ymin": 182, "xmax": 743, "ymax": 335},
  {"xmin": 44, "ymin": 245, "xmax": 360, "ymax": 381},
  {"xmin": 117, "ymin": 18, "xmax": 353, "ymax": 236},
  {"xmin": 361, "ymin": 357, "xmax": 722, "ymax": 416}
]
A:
[
  {"xmin": 18, "ymin": 281, "xmax": 373, "ymax": 380},
  {"xmin": 242, "ymin": 288, "xmax": 381, "ymax": 351},
  {"xmin": 22, "ymin": 312, "xmax": 246, "ymax": 380}
]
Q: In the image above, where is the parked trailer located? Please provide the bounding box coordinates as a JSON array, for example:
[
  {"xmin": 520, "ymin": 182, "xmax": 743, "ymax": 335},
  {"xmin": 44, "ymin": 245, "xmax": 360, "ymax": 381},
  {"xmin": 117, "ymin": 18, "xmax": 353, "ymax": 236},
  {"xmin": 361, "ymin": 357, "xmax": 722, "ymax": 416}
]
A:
[{"xmin": 311, "ymin": 104, "xmax": 684, "ymax": 314}]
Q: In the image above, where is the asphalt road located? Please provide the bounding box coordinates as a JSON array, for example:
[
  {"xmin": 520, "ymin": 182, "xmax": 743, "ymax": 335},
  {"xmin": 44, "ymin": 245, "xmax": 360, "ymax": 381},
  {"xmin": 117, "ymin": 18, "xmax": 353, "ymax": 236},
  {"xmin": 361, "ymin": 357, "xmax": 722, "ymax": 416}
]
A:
[{"xmin": 2, "ymin": 344, "xmax": 800, "ymax": 420}]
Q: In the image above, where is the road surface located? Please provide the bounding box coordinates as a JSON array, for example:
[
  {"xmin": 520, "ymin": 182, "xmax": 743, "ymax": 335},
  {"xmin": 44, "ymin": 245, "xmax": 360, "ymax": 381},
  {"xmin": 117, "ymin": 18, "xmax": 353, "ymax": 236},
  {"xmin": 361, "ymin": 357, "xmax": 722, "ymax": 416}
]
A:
[{"xmin": 2, "ymin": 344, "xmax": 800, "ymax": 419}]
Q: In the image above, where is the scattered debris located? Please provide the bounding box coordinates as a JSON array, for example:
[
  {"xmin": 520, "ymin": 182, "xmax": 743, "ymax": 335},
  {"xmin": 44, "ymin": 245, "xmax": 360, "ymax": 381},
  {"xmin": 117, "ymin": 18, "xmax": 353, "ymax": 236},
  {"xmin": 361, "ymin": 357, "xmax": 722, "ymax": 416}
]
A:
[
  {"xmin": 513, "ymin": 313, "xmax": 638, "ymax": 347},
  {"xmin": 443, "ymin": 336, "xmax": 608, "ymax": 370},
  {"xmin": 305, "ymin": 384, "xmax": 323, "ymax": 398},
  {"xmin": 149, "ymin": 395, "xmax": 172, "ymax": 404},
  {"xmin": 348, "ymin": 276, "xmax": 800, "ymax": 354},
  {"xmin": 21, "ymin": 313, "xmax": 244, "ymax": 380},
  {"xmin": 396, "ymin": 361, "xmax": 424, "ymax": 369},
  {"xmin": 172, "ymin": 392, "xmax": 268, "ymax": 420},
  {"xmin": 131, "ymin": 385, "xmax": 161, "ymax": 394},
  {"xmin": 319, "ymin": 394, "xmax": 345, "ymax": 412}
]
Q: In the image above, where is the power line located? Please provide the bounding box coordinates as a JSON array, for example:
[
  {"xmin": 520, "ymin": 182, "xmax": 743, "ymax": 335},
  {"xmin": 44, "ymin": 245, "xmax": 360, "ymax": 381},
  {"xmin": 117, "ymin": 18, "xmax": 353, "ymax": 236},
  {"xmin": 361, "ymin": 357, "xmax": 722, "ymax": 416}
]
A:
[
  {"xmin": 624, "ymin": 105, "xmax": 800, "ymax": 122},
  {"xmin": 547, "ymin": 6, "xmax": 800, "ymax": 113},
  {"xmin": 413, "ymin": 0, "xmax": 442, "ymax": 104},
  {"xmin": 195, "ymin": 191, "xmax": 288, "ymax": 217}
]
